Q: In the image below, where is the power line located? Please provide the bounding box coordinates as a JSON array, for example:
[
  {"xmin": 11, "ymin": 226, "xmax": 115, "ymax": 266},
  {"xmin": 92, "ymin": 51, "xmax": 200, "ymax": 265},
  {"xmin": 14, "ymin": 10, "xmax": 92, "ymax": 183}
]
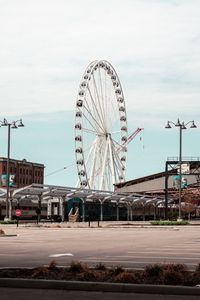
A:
[{"xmin": 45, "ymin": 163, "xmax": 74, "ymax": 178}]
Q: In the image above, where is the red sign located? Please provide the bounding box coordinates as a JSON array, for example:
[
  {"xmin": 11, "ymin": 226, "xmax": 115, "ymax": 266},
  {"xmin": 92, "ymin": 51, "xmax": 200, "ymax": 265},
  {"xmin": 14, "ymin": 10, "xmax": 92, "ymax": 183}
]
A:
[{"xmin": 15, "ymin": 209, "xmax": 21, "ymax": 217}]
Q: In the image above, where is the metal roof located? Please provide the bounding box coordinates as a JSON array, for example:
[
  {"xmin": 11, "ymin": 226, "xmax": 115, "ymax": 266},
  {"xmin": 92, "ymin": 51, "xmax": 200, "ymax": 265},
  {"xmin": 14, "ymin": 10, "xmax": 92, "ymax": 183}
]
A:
[{"xmin": 0, "ymin": 183, "xmax": 170, "ymax": 207}]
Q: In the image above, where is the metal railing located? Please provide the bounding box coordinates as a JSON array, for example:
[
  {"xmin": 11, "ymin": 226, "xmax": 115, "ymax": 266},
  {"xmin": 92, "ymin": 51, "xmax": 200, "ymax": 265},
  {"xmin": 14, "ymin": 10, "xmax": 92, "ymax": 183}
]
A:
[{"xmin": 167, "ymin": 157, "xmax": 200, "ymax": 161}]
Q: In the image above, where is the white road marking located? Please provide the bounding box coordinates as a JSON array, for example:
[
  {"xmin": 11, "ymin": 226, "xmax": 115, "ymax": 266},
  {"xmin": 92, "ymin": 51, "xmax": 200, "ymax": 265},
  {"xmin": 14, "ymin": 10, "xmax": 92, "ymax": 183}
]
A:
[
  {"xmin": 127, "ymin": 251, "xmax": 200, "ymax": 256},
  {"xmin": 81, "ymin": 258, "xmax": 198, "ymax": 266},
  {"xmin": 49, "ymin": 253, "xmax": 74, "ymax": 258},
  {"xmin": 103, "ymin": 255, "xmax": 199, "ymax": 260}
]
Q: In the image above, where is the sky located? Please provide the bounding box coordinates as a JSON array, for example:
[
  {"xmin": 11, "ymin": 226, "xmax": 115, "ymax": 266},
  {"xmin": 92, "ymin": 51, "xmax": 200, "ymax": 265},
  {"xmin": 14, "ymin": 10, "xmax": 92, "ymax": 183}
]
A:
[{"xmin": 0, "ymin": 0, "xmax": 200, "ymax": 187}]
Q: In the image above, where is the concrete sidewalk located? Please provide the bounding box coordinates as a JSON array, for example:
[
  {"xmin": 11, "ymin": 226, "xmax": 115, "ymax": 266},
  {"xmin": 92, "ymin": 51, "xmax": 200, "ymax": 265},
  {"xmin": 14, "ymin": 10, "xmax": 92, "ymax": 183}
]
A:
[{"xmin": 1, "ymin": 220, "xmax": 200, "ymax": 229}]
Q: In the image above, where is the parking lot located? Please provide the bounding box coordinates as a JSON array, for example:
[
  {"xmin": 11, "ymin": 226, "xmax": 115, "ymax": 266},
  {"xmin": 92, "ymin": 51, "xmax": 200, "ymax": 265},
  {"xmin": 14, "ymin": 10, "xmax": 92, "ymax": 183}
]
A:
[{"xmin": 0, "ymin": 223, "xmax": 200, "ymax": 270}]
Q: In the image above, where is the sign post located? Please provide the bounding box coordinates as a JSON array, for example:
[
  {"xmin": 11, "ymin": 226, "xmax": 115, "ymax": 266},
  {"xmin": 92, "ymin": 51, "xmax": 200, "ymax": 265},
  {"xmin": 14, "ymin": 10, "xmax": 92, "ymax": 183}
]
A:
[{"xmin": 15, "ymin": 209, "xmax": 21, "ymax": 227}]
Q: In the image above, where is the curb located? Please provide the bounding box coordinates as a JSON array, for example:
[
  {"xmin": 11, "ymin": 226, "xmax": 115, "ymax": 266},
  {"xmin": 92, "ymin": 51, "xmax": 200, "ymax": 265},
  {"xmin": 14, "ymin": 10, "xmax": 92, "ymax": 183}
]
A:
[{"xmin": 0, "ymin": 278, "xmax": 200, "ymax": 295}]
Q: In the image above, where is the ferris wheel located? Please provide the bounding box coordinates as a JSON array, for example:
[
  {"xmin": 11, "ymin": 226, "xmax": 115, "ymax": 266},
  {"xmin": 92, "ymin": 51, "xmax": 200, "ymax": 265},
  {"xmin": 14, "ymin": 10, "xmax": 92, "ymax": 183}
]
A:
[{"xmin": 75, "ymin": 60, "xmax": 128, "ymax": 191}]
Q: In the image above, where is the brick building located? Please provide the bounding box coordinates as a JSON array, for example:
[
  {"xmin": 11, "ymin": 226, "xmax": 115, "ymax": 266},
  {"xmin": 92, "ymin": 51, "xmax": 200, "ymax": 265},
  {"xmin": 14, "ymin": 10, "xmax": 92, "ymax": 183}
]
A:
[{"xmin": 0, "ymin": 157, "xmax": 44, "ymax": 188}]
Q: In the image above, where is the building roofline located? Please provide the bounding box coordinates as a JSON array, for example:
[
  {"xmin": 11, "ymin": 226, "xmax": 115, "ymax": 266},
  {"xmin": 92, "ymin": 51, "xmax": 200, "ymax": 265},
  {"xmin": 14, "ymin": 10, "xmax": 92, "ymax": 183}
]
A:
[
  {"xmin": 0, "ymin": 157, "xmax": 45, "ymax": 168},
  {"xmin": 115, "ymin": 171, "xmax": 166, "ymax": 188}
]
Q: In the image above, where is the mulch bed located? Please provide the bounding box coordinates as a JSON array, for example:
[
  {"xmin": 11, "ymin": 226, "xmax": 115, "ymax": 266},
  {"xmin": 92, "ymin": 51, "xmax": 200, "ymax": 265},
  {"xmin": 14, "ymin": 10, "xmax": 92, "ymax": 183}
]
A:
[{"xmin": 0, "ymin": 261, "xmax": 200, "ymax": 286}]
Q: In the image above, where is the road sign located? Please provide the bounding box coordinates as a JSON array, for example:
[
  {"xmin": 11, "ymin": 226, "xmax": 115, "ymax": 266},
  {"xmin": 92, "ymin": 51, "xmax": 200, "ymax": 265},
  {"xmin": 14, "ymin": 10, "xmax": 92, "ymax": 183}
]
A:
[{"xmin": 15, "ymin": 209, "xmax": 21, "ymax": 217}]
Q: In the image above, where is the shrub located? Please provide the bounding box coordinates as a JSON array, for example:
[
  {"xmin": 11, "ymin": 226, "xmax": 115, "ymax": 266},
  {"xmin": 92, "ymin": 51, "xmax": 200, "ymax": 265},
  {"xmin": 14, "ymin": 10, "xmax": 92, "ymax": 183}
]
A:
[
  {"xmin": 110, "ymin": 266, "xmax": 124, "ymax": 276},
  {"xmin": 95, "ymin": 263, "xmax": 107, "ymax": 271},
  {"xmin": 31, "ymin": 266, "xmax": 49, "ymax": 279},
  {"xmin": 150, "ymin": 220, "xmax": 189, "ymax": 226},
  {"xmin": 114, "ymin": 271, "xmax": 137, "ymax": 283},
  {"xmin": 192, "ymin": 264, "xmax": 200, "ymax": 285},
  {"xmin": 0, "ymin": 220, "xmax": 17, "ymax": 224},
  {"xmin": 48, "ymin": 260, "xmax": 57, "ymax": 270},
  {"xmin": 78, "ymin": 270, "xmax": 102, "ymax": 281},
  {"xmin": 145, "ymin": 264, "xmax": 163, "ymax": 278},
  {"xmin": 162, "ymin": 270, "xmax": 184, "ymax": 285},
  {"xmin": 69, "ymin": 261, "xmax": 88, "ymax": 273},
  {"xmin": 164, "ymin": 263, "xmax": 187, "ymax": 273},
  {"xmin": 195, "ymin": 264, "xmax": 200, "ymax": 273},
  {"xmin": 144, "ymin": 264, "xmax": 189, "ymax": 285}
]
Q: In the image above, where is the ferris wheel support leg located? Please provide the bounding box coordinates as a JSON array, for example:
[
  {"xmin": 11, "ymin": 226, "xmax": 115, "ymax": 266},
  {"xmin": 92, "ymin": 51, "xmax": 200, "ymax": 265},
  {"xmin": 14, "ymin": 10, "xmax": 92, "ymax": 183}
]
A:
[
  {"xmin": 99, "ymin": 140, "xmax": 109, "ymax": 190},
  {"xmin": 88, "ymin": 138, "xmax": 98, "ymax": 188},
  {"xmin": 108, "ymin": 135, "xmax": 116, "ymax": 189}
]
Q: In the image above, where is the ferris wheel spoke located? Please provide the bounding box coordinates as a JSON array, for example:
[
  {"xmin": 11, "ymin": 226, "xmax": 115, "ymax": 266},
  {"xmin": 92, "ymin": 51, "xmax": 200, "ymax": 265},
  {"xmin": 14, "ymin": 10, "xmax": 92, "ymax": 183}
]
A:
[
  {"xmin": 110, "ymin": 131, "xmax": 121, "ymax": 134},
  {"xmin": 99, "ymin": 139, "xmax": 109, "ymax": 190},
  {"xmin": 82, "ymin": 104, "xmax": 105, "ymax": 133},
  {"xmin": 89, "ymin": 79, "xmax": 104, "ymax": 127},
  {"xmin": 111, "ymin": 138, "xmax": 123, "ymax": 153},
  {"xmin": 87, "ymin": 86, "xmax": 105, "ymax": 131},
  {"xmin": 81, "ymin": 109, "xmax": 103, "ymax": 134},
  {"xmin": 88, "ymin": 138, "xmax": 100, "ymax": 188},
  {"xmin": 82, "ymin": 128, "xmax": 98, "ymax": 135},
  {"xmin": 108, "ymin": 95, "xmax": 119, "ymax": 131},
  {"xmin": 98, "ymin": 68, "xmax": 107, "ymax": 127},
  {"xmin": 91, "ymin": 73, "xmax": 107, "ymax": 131},
  {"xmin": 111, "ymin": 140, "xmax": 125, "ymax": 178},
  {"xmin": 83, "ymin": 96, "xmax": 103, "ymax": 133},
  {"xmin": 104, "ymin": 69, "xmax": 107, "ymax": 120},
  {"xmin": 83, "ymin": 142, "xmax": 98, "ymax": 189},
  {"xmin": 108, "ymin": 135, "xmax": 117, "ymax": 185}
]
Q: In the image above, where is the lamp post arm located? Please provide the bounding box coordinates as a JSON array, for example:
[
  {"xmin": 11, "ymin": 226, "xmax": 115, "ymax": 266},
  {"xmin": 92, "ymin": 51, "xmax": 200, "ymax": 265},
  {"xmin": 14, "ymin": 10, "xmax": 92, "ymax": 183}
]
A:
[
  {"xmin": 168, "ymin": 121, "xmax": 177, "ymax": 127},
  {"xmin": 184, "ymin": 120, "xmax": 193, "ymax": 127}
]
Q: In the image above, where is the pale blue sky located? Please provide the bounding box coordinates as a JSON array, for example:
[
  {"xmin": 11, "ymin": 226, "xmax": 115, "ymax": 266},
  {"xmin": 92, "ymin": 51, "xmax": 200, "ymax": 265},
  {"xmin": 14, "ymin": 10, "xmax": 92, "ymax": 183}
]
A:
[{"xmin": 0, "ymin": 0, "xmax": 200, "ymax": 186}]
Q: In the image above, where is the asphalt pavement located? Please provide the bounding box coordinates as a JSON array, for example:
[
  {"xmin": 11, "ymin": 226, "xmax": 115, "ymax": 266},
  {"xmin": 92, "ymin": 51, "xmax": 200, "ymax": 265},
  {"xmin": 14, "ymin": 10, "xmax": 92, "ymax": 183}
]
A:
[
  {"xmin": 0, "ymin": 222, "xmax": 200, "ymax": 270},
  {"xmin": 1, "ymin": 287, "xmax": 200, "ymax": 300}
]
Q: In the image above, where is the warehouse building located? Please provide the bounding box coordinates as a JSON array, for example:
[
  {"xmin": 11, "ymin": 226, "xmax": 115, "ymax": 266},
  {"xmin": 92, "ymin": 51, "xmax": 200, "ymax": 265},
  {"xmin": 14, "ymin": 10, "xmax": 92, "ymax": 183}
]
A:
[{"xmin": 0, "ymin": 157, "xmax": 44, "ymax": 188}]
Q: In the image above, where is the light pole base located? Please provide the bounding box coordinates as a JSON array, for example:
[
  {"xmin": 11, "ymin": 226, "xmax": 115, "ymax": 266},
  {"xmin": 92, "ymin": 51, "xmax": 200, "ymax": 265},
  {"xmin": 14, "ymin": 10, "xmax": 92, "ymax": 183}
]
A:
[{"xmin": 4, "ymin": 217, "xmax": 10, "ymax": 222}]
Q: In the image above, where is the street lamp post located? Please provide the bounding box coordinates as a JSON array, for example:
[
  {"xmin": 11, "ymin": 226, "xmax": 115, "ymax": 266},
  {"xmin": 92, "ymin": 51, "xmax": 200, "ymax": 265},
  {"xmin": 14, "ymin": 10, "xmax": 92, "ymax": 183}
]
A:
[
  {"xmin": 0, "ymin": 118, "xmax": 24, "ymax": 220},
  {"xmin": 165, "ymin": 119, "xmax": 197, "ymax": 221}
]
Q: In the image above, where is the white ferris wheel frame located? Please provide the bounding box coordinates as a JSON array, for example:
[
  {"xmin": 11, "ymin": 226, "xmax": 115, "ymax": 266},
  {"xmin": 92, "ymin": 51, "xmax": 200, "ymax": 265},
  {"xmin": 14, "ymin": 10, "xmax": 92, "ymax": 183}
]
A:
[{"xmin": 75, "ymin": 60, "xmax": 128, "ymax": 191}]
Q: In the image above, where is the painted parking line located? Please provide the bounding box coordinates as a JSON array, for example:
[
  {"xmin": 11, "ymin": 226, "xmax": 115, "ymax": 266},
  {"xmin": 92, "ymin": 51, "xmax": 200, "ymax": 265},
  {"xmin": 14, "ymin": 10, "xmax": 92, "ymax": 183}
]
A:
[
  {"xmin": 81, "ymin": 258, "xmax": 198, "ymax": 267},
  {"xmin": 49, "ymin": 253, "xmax": 74, "ymax": 258},
  {"xmin": 81, "ymin": 258, "xmax": 198, "ymax": 268},
  {"xmin": 127, "ymin": 251, "xmax": 200, "ymax": 256},
  {"xmin": 103, "ymin": 255, "xmax": 200, "ymax": 261}
]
